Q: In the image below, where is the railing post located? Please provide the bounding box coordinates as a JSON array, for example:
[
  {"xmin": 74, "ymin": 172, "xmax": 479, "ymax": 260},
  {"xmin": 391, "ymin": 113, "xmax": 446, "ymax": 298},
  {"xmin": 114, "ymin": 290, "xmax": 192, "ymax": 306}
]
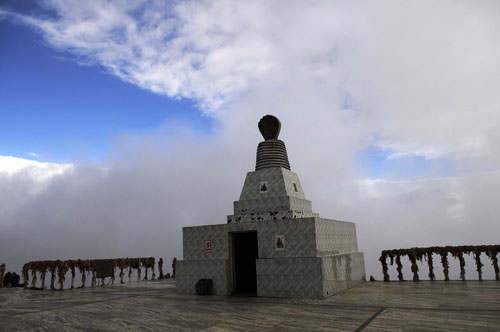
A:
[
  {"xmin": 111, "ymin": 261, "xmax": 116, "ymax": 285},
  {"xmin": 427, "ymin": 251, "xmax": 435, "ymax": 281},
  {"xmin": 486, "ymin": 248, "xmax": 500, "ymax": 281},
  {"xmin": 40, "ymin": 262, "xmax": 47, "ymax": 290},
  {"xmin": 440, "ymin": 250, "xmax": 449, "ymax": 281},
  {"xmin": 31, "ymin": 262, "xmax": 38, "ymax": 288},
  {"xmin": 379, "ymin": 252, "xmax": 389, "ymax": 281},
  {"xmin": 172, "ymin": 257, "xmax": 177, "ymax": 279},
  {"xmin": 474, "ymin": 250, "xmax": 483, "ymax": 281},
  {"xmin": 91, "ymin": 261, "xmax": 97, "ymax": 288},
  {"xmin": 127, "ymin": 259, "xmax": 133, "ymax": 282},
  {"xmin": 409, "ymin": 250, "xmax": 419, "ymax": 281},
  {"xmin": 117, "ymin": 259, "xmax": 125, "ymax": 284},
  {"xmin": 49, "ymin": 262, "xmax": 56, "ymax": 290},
  {"xmin": 22, "ymin": 263, "xmax": 29, "ymax": 289},
  {"xmin": 457, "ymin": 252, "xmax": 466, "ymax": 281},
  {"xmin": 151, "ymin": 257, "xmax": 156, "ymax": 280},
  {"xmin": 396, "ymin": 255, "xmax": 404, "ymax": 281},
  {"xmin": 79, "ymin": 260, "xmax": 87, "ymax": 288},
  {"xmin": 158, "ymin": 258, "xmax": 164, "ymax": 280},
  {"xmin": 0, "ymin": 263, "xmax": 5, "ymax": 288},
  {"xmin": 57, "ymin": 260, "xmax": 67, "ymax": 291},
  {"xmin": 69, "ymin": 261, "xmax": 76, "ymax": 289}
]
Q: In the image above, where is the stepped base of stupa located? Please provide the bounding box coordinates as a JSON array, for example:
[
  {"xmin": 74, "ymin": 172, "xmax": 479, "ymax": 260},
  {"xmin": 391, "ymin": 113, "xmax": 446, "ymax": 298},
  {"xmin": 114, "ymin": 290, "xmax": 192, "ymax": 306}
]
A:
[{"xmin": 176, "ymin": 217, "xmax": 365, "ymax": 298}]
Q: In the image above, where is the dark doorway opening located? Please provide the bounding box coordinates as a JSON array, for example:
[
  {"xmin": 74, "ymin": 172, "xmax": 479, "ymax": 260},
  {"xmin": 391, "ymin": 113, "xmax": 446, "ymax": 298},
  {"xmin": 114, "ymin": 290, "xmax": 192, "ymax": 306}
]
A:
[{"xmin": 232, "ymin": 232, "xmax": 258, "ymax": 295}]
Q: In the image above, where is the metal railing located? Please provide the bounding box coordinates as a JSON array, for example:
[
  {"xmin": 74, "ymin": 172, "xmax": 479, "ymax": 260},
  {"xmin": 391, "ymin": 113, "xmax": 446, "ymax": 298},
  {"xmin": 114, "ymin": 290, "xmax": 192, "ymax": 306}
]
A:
[
  {"xmin": 21, "ymin": 257, "xmax": 160, "ymax": 290},
  {"xmin": 379, "ymin": 245, "xmax": 500, "ymax": 281}
]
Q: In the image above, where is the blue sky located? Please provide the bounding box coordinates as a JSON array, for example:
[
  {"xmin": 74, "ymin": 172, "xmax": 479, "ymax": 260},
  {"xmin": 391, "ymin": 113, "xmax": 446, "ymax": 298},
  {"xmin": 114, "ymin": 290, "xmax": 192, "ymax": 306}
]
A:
[
  {"xmin": 0, "ymin": 1, "xmax": 452, "ymax": 179},
  {"xmin": 1, "ymin": 8, "xmax": 211, "ymax": 163},
  {"xmin": 355, "ymin": 147, "xmax": 456, "ymax": 180}
]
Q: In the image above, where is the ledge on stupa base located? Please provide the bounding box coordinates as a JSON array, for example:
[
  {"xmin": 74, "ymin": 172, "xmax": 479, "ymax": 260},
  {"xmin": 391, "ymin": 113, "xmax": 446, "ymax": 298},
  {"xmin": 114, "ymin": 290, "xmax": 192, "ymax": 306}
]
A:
[
  {"xmin": 227, "ymin": 209, "xmax": 319, "ymax": 224},
  {"xmin": 176, "ymin": 216, "xmax": 365, "ymax": 298}
]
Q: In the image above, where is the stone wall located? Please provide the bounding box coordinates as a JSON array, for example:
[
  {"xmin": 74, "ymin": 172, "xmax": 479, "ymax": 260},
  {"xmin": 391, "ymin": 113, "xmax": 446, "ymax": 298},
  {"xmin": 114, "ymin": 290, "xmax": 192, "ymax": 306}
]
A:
[
  {"xmin": 176, "ymin": 259, "xmax": 232, "ymax": 295},
  {"xmin": 256, "ymin": 218, "xmax": 317, "ymax": 258},
  {"xmin": 177, "ymin": 217, "xmax": 365, "ymax": 298},
  {"xmin": 315, "ymin": 218, "xmax": 359, "ymax": 255},
  {"xmin": 322, "ymin": 252, "xmax": 366, "ymax": 297},
  {"xmin": 256, "ymin": 257, "xmax": 323, "ymax": 298}
]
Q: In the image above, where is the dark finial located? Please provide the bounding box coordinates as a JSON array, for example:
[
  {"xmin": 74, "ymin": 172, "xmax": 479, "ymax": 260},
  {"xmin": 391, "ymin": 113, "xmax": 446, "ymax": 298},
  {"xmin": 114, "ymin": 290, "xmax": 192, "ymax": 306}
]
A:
[{"xmin": 258, "ymin": 115, "xmax": 281, "ymax": 140}]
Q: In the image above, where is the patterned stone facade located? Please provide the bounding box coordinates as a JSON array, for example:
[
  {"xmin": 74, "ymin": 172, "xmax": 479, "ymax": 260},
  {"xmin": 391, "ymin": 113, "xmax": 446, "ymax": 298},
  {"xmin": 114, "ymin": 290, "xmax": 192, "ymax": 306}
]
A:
[
  {"xmin": 176, "ymin": 217, "xmax": 366, "ymax": 298},
  {"xmin": 227, "ymin": 168, "xmax": 317, "ymax": 224}
]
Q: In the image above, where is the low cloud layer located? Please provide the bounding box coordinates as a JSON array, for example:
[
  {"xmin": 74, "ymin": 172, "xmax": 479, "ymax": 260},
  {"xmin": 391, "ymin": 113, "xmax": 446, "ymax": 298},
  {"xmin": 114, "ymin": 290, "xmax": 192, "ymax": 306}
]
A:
[
  {"xmin": 1, "ymin": 0, "xmax": 500, "ymax": 279},
  {"xmin": 2, "ymin": 136, "xmax": 499, "ymax": 279}
]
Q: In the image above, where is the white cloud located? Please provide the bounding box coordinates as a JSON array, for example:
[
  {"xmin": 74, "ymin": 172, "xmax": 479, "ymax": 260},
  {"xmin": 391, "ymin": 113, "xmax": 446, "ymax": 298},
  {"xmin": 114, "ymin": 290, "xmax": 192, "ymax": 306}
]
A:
[
  {"xmin": 4, "ymin": 0, "xmax": 277, "ymax": 114},
  {"xmin": 348, "ymin": 171, "xmax": 500, "ymax": 280},
  {"xmin": 0, "ymin": 156, "xmax": 73, "ymax": 216},
  {"xmin": 4, "ymin": 0, "xmax": 499, "ymax": 161},
  {"xmin": 0, "ymin": 155, "xmax": 72, "ymax": 181},
  {"xmin": 1, "ymin": 1, "xmax": 500, "ymax": 280},
  {"xmin": 1, "ymin": 137, "xmax": 499, "ymax": 280}
]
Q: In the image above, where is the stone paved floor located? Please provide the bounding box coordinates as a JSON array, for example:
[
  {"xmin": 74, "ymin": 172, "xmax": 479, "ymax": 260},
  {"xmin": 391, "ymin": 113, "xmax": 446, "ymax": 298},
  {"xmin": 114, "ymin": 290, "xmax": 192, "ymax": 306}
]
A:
[{"xmin": 0, "ymin": 280, "xmax": 499, "ymax": 331}]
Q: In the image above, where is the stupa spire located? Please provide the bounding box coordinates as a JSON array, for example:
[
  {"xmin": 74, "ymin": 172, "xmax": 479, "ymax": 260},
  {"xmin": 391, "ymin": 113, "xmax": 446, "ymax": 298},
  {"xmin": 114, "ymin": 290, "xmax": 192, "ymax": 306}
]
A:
[{"xmin": 255, "ymin": 115, "xmax": 290, "ymax": 171}]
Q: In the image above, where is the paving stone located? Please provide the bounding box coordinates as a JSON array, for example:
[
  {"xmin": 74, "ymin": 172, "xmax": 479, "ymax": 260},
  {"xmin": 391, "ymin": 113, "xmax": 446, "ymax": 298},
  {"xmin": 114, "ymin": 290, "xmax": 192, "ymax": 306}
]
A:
[{"xmin": 1, "ymin": 280, "xmax": 499, "ymax": 331}]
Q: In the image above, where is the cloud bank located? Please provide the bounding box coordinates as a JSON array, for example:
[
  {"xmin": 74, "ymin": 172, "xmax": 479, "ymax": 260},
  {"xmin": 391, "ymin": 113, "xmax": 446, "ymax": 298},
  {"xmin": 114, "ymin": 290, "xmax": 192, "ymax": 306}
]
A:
[{"xmin": 1, "ymin": 0, "xmax": 500, "ymax": 279}]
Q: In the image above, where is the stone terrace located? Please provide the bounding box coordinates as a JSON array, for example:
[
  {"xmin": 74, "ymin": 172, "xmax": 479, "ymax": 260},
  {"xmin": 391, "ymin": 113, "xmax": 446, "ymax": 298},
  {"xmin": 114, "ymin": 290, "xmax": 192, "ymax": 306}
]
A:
[{"xmin": 0, "ymin": 280, "xmax": 499, "ymax": 331}]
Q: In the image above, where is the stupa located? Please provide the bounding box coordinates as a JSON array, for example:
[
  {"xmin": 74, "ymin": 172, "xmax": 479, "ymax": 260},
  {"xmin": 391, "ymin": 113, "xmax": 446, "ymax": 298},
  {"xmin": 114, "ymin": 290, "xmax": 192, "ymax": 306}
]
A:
[{"xmin": 176, "ymin": 115, "xmax": 365, "ymax": 298}]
